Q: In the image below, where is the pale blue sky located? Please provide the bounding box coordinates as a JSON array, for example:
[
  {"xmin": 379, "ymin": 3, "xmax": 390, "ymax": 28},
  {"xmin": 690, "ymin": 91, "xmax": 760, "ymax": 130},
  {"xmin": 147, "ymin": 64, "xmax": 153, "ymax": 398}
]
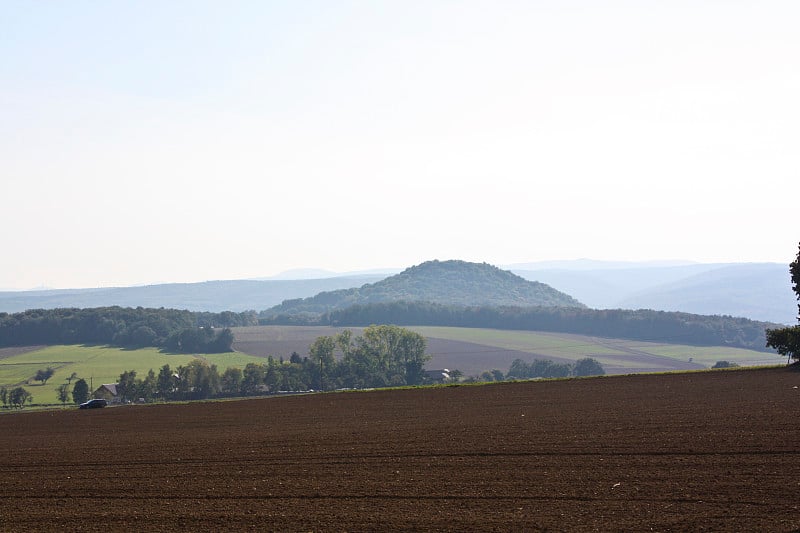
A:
[{"xmin": 2, "ymin": 1, "xmax": 799, "ymax": 289}]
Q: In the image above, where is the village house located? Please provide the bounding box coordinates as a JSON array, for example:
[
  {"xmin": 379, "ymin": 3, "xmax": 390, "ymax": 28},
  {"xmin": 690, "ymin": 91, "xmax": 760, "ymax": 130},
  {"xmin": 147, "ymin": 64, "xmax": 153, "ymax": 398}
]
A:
[{"xmin": 93, "ymin": 383, "xmax": 120, "ymax": 403}]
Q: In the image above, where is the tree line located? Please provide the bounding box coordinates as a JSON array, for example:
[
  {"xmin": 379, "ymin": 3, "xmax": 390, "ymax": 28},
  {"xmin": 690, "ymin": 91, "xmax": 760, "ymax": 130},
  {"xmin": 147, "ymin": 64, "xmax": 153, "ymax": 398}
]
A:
[
  {"xmin": 0, "ymin": 307, "xmax": 256, "ymax": 352},
  {"xmin": 460, "ymin": 357, "xmax": 606, "ymax": 383},
  {"xmin": 0, "ymin": 386, "xmax": 33, "ymax": 408},
  {"xmin": 54, "ymin": 325, "xmax": 432, "ymax": 404},
  {"xmin": 259, "ymin": 300, "xmax": 775, "ymax": 352},
  {"xmin": 0, "ymin": 351, "xmax": 608, "ymax": 409}
]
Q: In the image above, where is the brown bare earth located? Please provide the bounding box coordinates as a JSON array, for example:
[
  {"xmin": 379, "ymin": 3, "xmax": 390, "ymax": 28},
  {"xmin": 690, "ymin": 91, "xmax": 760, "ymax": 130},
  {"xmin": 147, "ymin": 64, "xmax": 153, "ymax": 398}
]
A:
[
  {"xmin": 2, "ymin": 367, "xmax": 800, "ymax": 531},
  {"xmin": 0, "ymin": 345, "xmax": 45, "ymax": 361},
  {"xmin": 232, "ymin": 326, "xmax": 363, "ymax": 359},
  {"xmin": 423, "ymin": 337, "xmax": 578, "ymax": 374}
]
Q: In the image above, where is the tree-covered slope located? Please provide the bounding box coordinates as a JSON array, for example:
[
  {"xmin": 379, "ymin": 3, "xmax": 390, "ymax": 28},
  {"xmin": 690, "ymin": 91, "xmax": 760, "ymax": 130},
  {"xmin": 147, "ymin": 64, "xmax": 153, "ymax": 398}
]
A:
[{"xmin": 264, "ymin": 260, "xmax": 584, "ymax": 316}]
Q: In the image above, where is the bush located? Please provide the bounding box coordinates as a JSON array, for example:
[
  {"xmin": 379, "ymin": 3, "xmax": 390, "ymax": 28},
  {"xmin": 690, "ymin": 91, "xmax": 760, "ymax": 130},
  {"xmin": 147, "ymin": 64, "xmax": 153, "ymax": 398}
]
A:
[{"xmin": 573, "ymin": 357, "xmax": 605, "ymax": 377}]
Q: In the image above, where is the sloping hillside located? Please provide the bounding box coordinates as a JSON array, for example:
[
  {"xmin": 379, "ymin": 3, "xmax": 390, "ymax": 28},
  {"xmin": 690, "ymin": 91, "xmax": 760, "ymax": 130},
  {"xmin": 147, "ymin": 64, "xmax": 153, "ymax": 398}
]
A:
[{"xmin": 265, "ymin": 260, "xmax": 584, "ymax": 316}]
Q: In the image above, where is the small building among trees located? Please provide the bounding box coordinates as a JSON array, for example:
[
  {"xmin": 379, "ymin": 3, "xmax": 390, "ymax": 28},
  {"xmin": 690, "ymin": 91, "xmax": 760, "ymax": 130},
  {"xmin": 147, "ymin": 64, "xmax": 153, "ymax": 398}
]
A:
[{"xmin": 93, "ymin": 384, "xmax": 120, "ymax": 403}]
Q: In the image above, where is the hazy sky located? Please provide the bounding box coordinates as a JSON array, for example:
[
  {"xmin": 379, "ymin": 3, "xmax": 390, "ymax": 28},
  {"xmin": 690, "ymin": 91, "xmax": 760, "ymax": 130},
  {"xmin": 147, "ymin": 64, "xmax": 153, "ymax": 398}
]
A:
[{"xmin": 2, "ymin": 1, "xmax": 798, "ymax": 289}]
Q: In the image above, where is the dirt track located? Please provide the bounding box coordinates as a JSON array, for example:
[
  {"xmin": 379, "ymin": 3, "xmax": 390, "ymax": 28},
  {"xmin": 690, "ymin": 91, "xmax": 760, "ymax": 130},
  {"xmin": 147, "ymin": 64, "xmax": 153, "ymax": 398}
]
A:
[{"xmin": 1, "ymin": 367, "xmax": 799, "ymax": 531}]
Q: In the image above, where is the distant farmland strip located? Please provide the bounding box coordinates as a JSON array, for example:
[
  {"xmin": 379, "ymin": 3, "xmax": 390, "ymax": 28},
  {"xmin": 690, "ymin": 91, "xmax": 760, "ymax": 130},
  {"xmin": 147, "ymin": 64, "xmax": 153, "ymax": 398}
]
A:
[
  {"xmin": 230, "ymin": 325, "xmax": 777, "ymax": 377},
  {"xmin": 2, "ymin": 326, "xmax": 778, "ymax": 406}
]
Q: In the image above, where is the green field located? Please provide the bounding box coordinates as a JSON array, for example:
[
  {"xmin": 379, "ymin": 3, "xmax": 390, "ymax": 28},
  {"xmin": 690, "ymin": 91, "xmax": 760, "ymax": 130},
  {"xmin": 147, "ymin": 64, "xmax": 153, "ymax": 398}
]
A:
[{"xmin": 0, "ymin": 345, "xmax": 268, "ymax": 406}]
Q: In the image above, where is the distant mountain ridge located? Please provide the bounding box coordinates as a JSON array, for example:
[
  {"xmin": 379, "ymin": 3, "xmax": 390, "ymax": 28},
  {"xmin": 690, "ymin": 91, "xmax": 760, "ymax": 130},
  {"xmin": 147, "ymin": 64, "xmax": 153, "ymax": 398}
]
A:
[
  {"xmin": 0, "ymin": 276, "xmax": 385, "ymax": 313},
  {"xmin": 616, "ymin": 263, "xmax": 795, "ymax": 324},
  {"xmin": 512, "ymin": 262, "xmax": 795, "ymax": 324},
  {"xmin": 265, "ymin": 260, "xmax": 584, "ymax": 316}
]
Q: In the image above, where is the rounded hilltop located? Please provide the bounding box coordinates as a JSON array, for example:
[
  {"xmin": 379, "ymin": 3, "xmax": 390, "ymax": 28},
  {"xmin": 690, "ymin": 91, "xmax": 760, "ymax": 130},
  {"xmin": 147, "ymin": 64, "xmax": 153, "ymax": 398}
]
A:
[{"xmin": 266, "ymin": 259, "xmax": 585, "ymax": 316}]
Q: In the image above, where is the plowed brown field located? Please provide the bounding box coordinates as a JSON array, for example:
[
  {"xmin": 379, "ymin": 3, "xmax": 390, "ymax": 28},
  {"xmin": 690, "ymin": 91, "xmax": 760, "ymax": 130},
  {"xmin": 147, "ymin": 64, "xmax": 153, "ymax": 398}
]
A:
[{"xmin": 2, "ymin": 367, "xmax": 800, "ymax": 531}]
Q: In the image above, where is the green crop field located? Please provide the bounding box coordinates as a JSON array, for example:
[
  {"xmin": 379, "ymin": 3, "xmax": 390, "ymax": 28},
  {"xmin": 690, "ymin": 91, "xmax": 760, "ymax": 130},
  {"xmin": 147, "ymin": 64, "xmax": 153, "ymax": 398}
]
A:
[{"xmin": 0, "ymin": 345, "xmax": 268, "ymax": 406}]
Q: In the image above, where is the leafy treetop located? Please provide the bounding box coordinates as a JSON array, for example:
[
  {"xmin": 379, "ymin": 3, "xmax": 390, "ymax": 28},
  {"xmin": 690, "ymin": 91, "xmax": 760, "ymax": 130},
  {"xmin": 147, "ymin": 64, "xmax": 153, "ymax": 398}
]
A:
[{"xmin": 766, "ymin": 241, "xmax": 800, "ymax": 362}]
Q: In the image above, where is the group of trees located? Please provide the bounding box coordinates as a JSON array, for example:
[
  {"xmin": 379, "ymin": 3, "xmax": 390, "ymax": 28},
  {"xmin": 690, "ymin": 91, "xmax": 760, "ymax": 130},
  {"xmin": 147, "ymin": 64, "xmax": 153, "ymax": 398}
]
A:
[
  {"xmin": 506, "ymin": 357, "xmax": 605, "ymax": 380},
  {"xmin": 102, "ymin": 325, "xmax": 432, "ymax": 402},
  {"xmin": 456, "ymin": 357, "xmax": 605, "ymax": 383},
  {"xmin": 0, "ymin": 307, "xmax": 247, "ymax": 353},
  {"xmin": 766, "ymin": 242, "xmax": 800, "ymax": 363},
  {"xmin": 308, "ymin": 325, "xmax": 431, "ymax": 389},
  {"xmin": 0, "ymin": 386, "xmax": 33, "ymax": 408}
]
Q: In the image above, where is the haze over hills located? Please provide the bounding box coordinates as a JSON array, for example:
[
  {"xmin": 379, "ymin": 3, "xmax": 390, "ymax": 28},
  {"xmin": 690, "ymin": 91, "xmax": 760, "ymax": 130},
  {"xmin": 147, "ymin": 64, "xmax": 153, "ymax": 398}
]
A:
[
  {"xmin": 0, "ymin": 276, "xmax": 385, "ymax": 313},
  {"xmin": 0, "ymin": 259, "xmax": 793, "ymax": 324},
  {"xmin": 511, "ymin": 262, "xmax": 795, "ymax": 324},
  {"xmin": 264, "ymin": 260, "xmax": 584, "ymax": 316},
  {"xmin": 616, "ymin": 263, "xmax": 796, "ymax": 324}
]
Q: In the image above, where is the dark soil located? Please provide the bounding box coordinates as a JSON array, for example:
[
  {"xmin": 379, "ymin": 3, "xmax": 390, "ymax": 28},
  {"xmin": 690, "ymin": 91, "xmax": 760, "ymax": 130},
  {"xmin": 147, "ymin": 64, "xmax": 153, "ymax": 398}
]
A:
[
  {"xmin": 1, "ymin": 367, "xmax": 799, "ymax": 531},
  {"xmin": 232, "ymin": 326, "xmax": 364, "ymax": 359},
  {"xmin": 0, "ymin": 345, "xmax": 45, "ymax": 361}
]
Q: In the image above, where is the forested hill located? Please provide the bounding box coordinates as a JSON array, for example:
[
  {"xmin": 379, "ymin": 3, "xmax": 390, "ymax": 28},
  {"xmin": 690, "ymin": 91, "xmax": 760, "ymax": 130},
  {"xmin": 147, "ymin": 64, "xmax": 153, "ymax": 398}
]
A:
[{"xmin": 263, "ymin": 260, "xmax": 585, "ymax": 316}]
